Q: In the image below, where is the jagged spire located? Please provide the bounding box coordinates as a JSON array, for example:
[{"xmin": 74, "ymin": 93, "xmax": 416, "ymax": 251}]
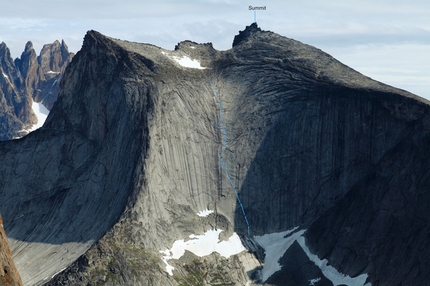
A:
[
  {"xmin": 232, "ymin": 22, "xmax": 262, "ymax": 47},
  {"xmin": 24, "ymin": 41, "xmax": 34, "ymax": 53}
]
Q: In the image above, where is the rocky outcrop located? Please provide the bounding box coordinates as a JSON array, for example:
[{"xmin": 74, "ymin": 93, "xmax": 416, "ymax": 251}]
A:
[
  {"xmin": 0, "ymin": 40, "xmax": 73, "ymax": 140},
  {"xmin": 14, "ymin": 42, "xmax": 38, "ymax": 102},
  {"xmin": 0, "ymin": 216, "xmax": 22, "ymax": 286},
  {"xmin": 22, "ymin": 40, "xmax": 73, "ymax": 110},
  {"xmin": 1, "ymin": 24, "xmax": 430, "ymax": 285},
  {"xmin": 0, "ymin": 42, "xmax": 34, "ymax": 139}
]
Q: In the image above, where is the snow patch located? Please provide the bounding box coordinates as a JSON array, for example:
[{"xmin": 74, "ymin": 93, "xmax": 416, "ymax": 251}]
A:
[
  {"xmin": 2, "ymin": 72, "xmax": 8, "ymax": 79},
  {"xmin": 46, "ymin": 70, "xmax": 59, "ymax": 74},
  {"xmin": 161, "ymin": 51, "xmax": 206, "ymax": 69},
  {"xmin": 196, "ymin": 209, "xmax": 214, "ymax": 217},
  {"xmin": 190, "ymin": 46, "xmax": 196, "ymax": 49},
  {"xmin": 29, "ymin": 99, "xmax": 49, "ymax": 131},
  {"xmin": 309, "ymin": 277, "xmax": 322, "ymax": 285},
  {"xmin": 254, "ymin": 227, "xmax": 303, "ymax": 282},
  {"xmin": 254, "ymin": 228, "xmax": 371, "ymax": 286},
  {"xmin": 160, "ymin": 229, "xmax": 246, "ymax": 275},
  {"xmin": 297, "ymin": 236, "xmax": 371, "ymax": 286},
  {"xmin": 51, "ymin": 267, "xmax": 66, "ymax": 279}
]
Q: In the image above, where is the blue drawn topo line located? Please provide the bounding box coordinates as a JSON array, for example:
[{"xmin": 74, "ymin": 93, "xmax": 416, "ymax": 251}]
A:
[{"xmin": 210, "ymin": 82, "xmax": 251, "ymax": 236}]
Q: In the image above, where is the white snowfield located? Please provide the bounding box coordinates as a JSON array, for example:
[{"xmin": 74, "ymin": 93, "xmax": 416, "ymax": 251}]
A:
[
  {"xmin": 161, "ymin": 51, "xmax": 206, "ymax": 69},
  {"xmin": 29, "ymin": 99, "xmax": 49, "ymax": 131},
  {"xmin": 14, "ymin": 99, "xmax": 50, "ymax": 138},
  {"xmin": 160, "ymin": 229, "xmax": 246, "ymax": 276},
  {"xmin": 159, "ymin": 224, "xmax": 372, "ymax": 285}
]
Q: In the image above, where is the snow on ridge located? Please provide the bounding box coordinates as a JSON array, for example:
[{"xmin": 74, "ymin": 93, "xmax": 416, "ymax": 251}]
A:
[
  {"xmin": 161, "ymin": 51, "xmax": 206, "ymax": 69},
  {"xmin": 2, "ymin": 72, "xmax": 8, "ymax": 79},
  {"xmin": 160, "ymin": 229, "xmax": 246, "ymax": 276},
  {"xmin": 196, "ymin": 209, "xmax": 214, "ymax": 217}
]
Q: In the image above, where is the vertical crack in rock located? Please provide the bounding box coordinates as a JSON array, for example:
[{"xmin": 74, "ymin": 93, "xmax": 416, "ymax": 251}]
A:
[{"xmin": 210, "ymin": 81, "xmax": 251, "ymax": 235}]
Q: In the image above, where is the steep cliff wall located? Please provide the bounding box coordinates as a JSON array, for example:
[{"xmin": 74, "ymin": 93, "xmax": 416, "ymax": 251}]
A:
[{"xmin": 1, "ymin": 25, "xmax": 430, "ymax": 285}]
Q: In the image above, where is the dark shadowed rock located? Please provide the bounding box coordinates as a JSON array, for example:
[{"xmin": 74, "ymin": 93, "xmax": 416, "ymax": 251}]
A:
[
  {"xmin": 1, "ymin": 25, "xmax": 430, "ymax": 285},
  {"xmin": 265, "ymin": 241, "xmax": 332, "ymax": 286}
]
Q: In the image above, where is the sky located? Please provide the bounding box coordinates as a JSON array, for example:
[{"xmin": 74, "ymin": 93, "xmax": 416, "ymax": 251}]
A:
[{"xmin": 1, "ymin": 0, "xmax": 429, "ymax": 99}]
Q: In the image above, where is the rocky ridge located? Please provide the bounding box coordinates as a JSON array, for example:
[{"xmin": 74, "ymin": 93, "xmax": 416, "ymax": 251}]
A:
[
  {"xmin": 0, "ymin": 215, "xmax": 22, "ymax": 286},
  {"xmin": 1, "ymin": 24, "xmax": 430, "ymax": 285},
  {"xmin": 0, "ymin": 40, "xmax": 73, "ymax": 140}
]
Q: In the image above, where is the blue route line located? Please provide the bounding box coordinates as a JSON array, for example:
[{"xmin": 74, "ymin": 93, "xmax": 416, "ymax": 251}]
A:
[{"xmin": 210, "ymin": 82, "xmax": 251, "ymax": 236}]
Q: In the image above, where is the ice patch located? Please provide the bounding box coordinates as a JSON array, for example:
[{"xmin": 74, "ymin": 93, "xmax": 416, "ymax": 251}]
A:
[
  {"xmin": 29, "ymin": 99, "xmax": 49, "ymax": 131},
  {"xmin": 161, "ymin": 51, "xmax": 206, "ymax": 69},
  {"xmin": 254, "ymin": 227, "xmax": 304, "ymax": 282},
  {"xmin": 160, "ymin": 229, "xmax": 246, "ymax": 275},
  {"xmin": 196, "ymin": 209, "xmax": 214, "ymax": 217},
  {"xmin": 297, "ymin": 236, "xmax": 371, "ymax": 286},
  {"xmin": 309, "ymin": 277, "xmax": 322, "ymax": 285}
]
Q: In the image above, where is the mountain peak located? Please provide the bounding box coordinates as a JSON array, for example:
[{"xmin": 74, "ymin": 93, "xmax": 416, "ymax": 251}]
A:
[
  {"xmin": 24, "ymin": 41, "xmax": 34, "ymax": 53},
  {"xmin": 232, "ymin": 22, "xmax": 263, "ymax": 47},
  {"xmin": 0, "ymin": 42, "xmax": 10, "ymax": 56}
]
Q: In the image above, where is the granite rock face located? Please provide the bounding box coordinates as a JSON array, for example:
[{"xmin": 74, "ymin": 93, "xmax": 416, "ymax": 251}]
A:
[
  {"xmin": 0, "ymin": 216, "xmax": 22, "ymax": 286},
  {"xmin": 0, "ymin": 40, "xmax": 73, "ymax": 140},
  {"xmin": 1, "ymin": 24, "xmax": 430, "ymax": 285},
  {"xmin": 20, "ymin": 40, "xmax": 74, "ymax": 110},
  {"xmin": 0, "ymin": 42, "xmax": 33, "ymax": 140}
]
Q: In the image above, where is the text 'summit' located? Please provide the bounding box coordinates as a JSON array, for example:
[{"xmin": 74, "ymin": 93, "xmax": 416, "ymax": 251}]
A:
[{"xmin": 249, "ymin": 6, "xmax": 266, "ymax": 10}]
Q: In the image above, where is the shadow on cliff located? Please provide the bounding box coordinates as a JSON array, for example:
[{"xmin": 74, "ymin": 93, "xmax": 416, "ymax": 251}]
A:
[
  {"xmin": 233, "ymin": 83, "xmax": 416, "ymax": 235},
  {"xmin": 0, "ymin": 30, "xmax": 155, "ymax": 247},
  {"xmin": 232, "ymin": 78, "xmax": 426, "ymax": 284}
]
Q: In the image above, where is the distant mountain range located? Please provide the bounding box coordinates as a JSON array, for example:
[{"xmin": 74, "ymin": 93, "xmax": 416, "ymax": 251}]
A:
[{"xmin": 0, "ymin": 40, "xmax": 73, "ymax": 140}]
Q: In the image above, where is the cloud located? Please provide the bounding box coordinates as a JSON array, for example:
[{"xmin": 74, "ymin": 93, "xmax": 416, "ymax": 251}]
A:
[{"xmin": 1, "ymin": 1, "xmax": 429, "ymax": 98}]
